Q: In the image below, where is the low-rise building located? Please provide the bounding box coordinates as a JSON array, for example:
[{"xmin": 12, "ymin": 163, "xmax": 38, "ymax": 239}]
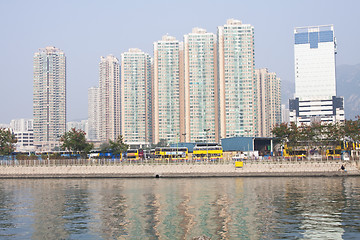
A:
[{"xmin": 10, "ymin": 119, "xmax": 35, "ymax": 152}]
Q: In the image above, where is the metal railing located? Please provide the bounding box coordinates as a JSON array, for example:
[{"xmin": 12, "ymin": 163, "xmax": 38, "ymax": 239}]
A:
[{"xmin": 0, "ymin": 156, "xmax": 357, "ymax": 167}]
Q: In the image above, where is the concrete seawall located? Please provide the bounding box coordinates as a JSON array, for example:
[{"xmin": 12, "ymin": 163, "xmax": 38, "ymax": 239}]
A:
[{"xmin": 0, "ymin": 161, "xmax": 359, "ymax": 178}]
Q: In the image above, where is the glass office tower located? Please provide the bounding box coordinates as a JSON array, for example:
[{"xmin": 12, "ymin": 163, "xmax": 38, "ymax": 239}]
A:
[{"xmin": 290, "ymin": 25, "xmax": 344, "ymax": 124}]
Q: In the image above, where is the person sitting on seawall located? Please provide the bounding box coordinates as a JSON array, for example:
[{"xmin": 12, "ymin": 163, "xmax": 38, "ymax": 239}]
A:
[{"xmin": 340, "ymin": 165, "xmax": 347, "ymax": 172}]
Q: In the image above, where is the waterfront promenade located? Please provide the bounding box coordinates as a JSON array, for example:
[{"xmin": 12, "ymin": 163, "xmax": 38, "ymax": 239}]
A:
[{"xmin": 0, "ymin": 159, "xmax": 359, "ymax": 178}]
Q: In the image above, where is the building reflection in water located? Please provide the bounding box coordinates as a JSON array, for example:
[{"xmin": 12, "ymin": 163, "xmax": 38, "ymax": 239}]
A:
[
  {"xmin": 0, "ymin": 177, "xmax": 360, "ymax": 239},
  {"xmin": 142, "ymin": 181, "xmax": 160, "ymax": 238},
  {"xmin": 31, "ymin": 180, "xmax": 69, "ymax": 239},
  {"xmin": 0, "ymin": 181, "xmax": 16, "ymax": 237},
  {"xmin": 88, "ymin": 180, "xmax": 128, "ymax": 239}
]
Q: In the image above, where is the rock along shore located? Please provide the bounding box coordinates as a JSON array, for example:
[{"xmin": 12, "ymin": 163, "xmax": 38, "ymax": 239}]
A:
[{"xmin": 0, "ymin": 161, "xmax": 359, "ymax": 178}]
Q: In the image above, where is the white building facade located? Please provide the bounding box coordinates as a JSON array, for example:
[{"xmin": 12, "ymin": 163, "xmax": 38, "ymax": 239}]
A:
[
  {"xmin": 33, "ymin": 46, "xmax": 66, "ymax": 151},
  {"xmin": 290, "ymin": 25, "xmax": 345, "ymax": 125},
  {"xmin": 281, "ymin": 104, "xmax": 290, "ymax": 123},
  {"xmin": 66, "ymin": 120, "xmax": 88, "ymax": 134},
  {"xmin": 10, "ymin": 119, "xmax": 34, "ymax": 152},
  {"xmin": 88, "ymin": 87, "xmax": 100, "ymax": 141}
]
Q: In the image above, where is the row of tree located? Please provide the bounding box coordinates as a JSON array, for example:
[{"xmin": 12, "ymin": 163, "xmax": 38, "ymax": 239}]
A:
[
  {"xmin": 60, "ymin": 128, "xmax": 129, "ymax": 156},
  {"xmin": 0, "ymin": 127, "xmax": 129, "ymax": 157},
  {"xmin": 2, "ymin": 118, "xmax": 359, "ymax": 156},
  {"xmin": 271, "ymin": 117, "xmax": 360, "ymax": 150}
]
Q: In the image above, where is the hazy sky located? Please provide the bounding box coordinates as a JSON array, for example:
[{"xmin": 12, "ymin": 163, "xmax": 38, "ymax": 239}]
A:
[{"xmin": 1, "ymin": 0, "xmax": 359, "ymax": 123}]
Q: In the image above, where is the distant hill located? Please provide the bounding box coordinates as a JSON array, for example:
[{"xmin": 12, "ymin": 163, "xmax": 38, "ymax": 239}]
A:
[
  {"xmin": 336, "ymin": 64, "xmax": 360, "ymax": 120},
  {"xmin": 281, "ymin": 64, "xmax": 360, "ymax": 120},
  {"xmin": 281, "ymin": 80, "xmax": 294, "ymax": 106}
]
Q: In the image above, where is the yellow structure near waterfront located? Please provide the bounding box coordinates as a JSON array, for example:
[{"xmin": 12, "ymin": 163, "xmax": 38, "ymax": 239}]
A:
[{"xmin": 235, "ymin": 161, "xmax": 243, "ymax": 168}]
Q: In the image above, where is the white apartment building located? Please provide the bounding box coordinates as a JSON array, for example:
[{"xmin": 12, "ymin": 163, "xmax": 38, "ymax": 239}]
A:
[
  {"xmin": 184, "ymin": 28, "xmax": 218, "ymax": 142},
  {"xmin": 10, "ymin": 119, "xmax": 34, "ymax": 152},
  {"xmin": 10, "ymin": 118, "xmax": 33, "ymax": 132},
  {"xmin": 66, "ymin": 120, "xmax": 88, "ymax": 134},
  {"xmin": 290, "ymin": 25, "xmax": 345, "ymax": 125},
  {"xmin": 88, "ymin": 86, "xmax": 100, "ymax": 141},
  {"xmin": 121, "ymin": 49, "xmax": 152, "ymax": 145},
  {"xmin": 218, "ymin": 19, "xmax": 256, "ymax": 138},
  {"xmin": 255, "ymin": 69, "xmax": 281, "ymax": 137},
  {"xmin": 99, "ymin": 55, "xmax": 120, "ymax": 142},
  {"xmin": 281, "ymin": 104, "xmax": 290, "ymax": 123},
  {"xmin": 33, "ymin": 46, "xmax": 66, "ymax": 151},
  {"xmin": 153, "ymin": 35, "xmax": 184, "ymax": 144}
]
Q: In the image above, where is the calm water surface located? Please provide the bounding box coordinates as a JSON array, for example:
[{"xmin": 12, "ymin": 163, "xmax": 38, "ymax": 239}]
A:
[{"xmin": 0, "ymin": 177, "xmax": 359, "ymax": 239}]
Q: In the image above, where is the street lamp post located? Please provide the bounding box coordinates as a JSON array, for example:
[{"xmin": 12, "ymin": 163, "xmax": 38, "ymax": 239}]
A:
[
  {"xmin": 244, "ymin": 129, "xmax": 250, "ymax": 160},
  {"xmin": 181, "ymin": 133, "xmax": 186, "ymax": 162},
  {"xmin": 176, "ymin": 133, "xmax": 179, "ymax": 163},
  {"xmin": 204, "ymin": 128, "xmax": 210, "ymax": 162}
]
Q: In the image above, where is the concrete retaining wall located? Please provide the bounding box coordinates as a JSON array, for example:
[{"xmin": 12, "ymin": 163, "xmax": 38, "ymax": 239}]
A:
[{"xmin": 0, "ymin": 161, "xmax": 359, "ymax": 178}]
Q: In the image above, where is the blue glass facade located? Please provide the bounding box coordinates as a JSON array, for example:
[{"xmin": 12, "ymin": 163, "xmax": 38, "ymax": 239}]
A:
[
  {"xmin": 319, "ymin": 30, "xmax": 333, "ymax": 42},
  {"xmin": 309, "ymin": 32, "xmax": 319, "ymax": 48},
  {"xmin": 295, "ymin": 30, "xmax": 333, "ymax": 48},
  {"xmin": 295, "ymin": 32, "xmax": 308, "ymax": 44}
]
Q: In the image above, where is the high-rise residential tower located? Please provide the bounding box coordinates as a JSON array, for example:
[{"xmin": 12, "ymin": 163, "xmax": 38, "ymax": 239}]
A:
[
  {"xmin": 184, "ymin": 28, "xmax": 218, "ymax": 142},
  {"xmin": 218, "ymin": 19, "xmax": 255, "ymax": 139},
  {"xmin": 33, "ymin": 46, "xmax": 66, "ymax": 151},
  {"xmin": 290, "ymin": 25, "xmax": 344, "ymax": 124},
  {"xmin": 99, "ymin": 55, "xmax": 120, "ymax": 142},
  {"xmin": 121, "ymin": 49, "xmax": 152, "ymax": 145},
  {"xmin": 88, "ymin": 86, "xmax": 100, "ymax": 141},
  {"xmin": 153, "ymin": 35, "xmax": 184, "ymax": 144},
  {"xmin": 255, "ymin": 69, "xmax": 281, "ymax": 137}
]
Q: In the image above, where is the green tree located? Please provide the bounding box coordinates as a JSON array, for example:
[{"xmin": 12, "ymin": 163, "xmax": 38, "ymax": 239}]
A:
[
  {"xmin": 326, "ymin": 122, "xmax": 344, "ymax": 146},
  {"xmin": 287, "ymin": 122, "xmax": 301, "ymax": 147},
  {"xmin": 100, "ymin": 142, "xmax": 111, "ymax": 153},
  {"xmin": 271, "ymin": 122, "xmax": 290, "ymax": 144},
  {"xmin": 344, "ymin": 117, "xmax": 360, "ymax": 143},
  {"xmin": 60, "ymin": 128, "xmax": 93, "ymax": 154},
  {"xmin": 108, "ymin": 135, "xmax": 128, "ymax": 156},
  {"xmin": 0, "ymin": 128, "xmax": 17, "ymax": 155}
]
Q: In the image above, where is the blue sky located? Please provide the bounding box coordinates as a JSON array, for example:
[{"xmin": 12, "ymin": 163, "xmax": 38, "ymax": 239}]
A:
[{"xmin": 0, "ymin": 0, "xmax": 359, "ymax": 123}]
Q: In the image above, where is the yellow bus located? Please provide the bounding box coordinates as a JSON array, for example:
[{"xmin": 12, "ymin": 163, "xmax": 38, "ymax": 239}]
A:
[
  {"xmin": 192, "ymin": 145, "xmax": 223, "ymax": 162},
  {"xmin": 326, "ymin": 149, "xmax": 342, "ymax": 160},
  {"xmin": 283, "ymin": 144, "xmax": 306, "ymax": 160},
  {"xmin": 154, "ymin": 147, "xmax": 188, "ymax": 162},
  {"xmin": 326, "ymin": 141, "xmax": 352, "ymax": 160},
  {"xmin": 126, "ymin": 149, "xmax": 144, "ymax": 161}
]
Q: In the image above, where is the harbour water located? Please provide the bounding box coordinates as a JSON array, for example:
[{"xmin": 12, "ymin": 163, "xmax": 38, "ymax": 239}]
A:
[{"xmin": 0, "ymin": 177, "xmax": 359, "ymax": 239}]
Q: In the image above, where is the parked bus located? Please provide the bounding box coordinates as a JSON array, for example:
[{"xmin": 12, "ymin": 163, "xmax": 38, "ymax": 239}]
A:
[
  {"xmin": 154, "ymin": 147, "xmax": 188, "ymax": 162},
  {"xmin": 192, "ymin": 145, "xmax": 223, "ymax": 162},
  {"xmin": 125, "ymin": 149, "xmax": 144, "ymax": 161},
  {"xmin": 326, "ymin": 141, "xmax": 352, "ymax": 160},
  {"xmin": 325, "ymin": 149, "xmax": 342, "ymax": 160},
  {"xmin": 283, "ymin": 149, "xmax": 307, "ymax": 160},
  {"xmin": 283, "ymin": 144, "xmax": 307, "ymax": 160},
  {"xmin": 88, "ymin": 150, "xmax": 122, "ymax": 160}
]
